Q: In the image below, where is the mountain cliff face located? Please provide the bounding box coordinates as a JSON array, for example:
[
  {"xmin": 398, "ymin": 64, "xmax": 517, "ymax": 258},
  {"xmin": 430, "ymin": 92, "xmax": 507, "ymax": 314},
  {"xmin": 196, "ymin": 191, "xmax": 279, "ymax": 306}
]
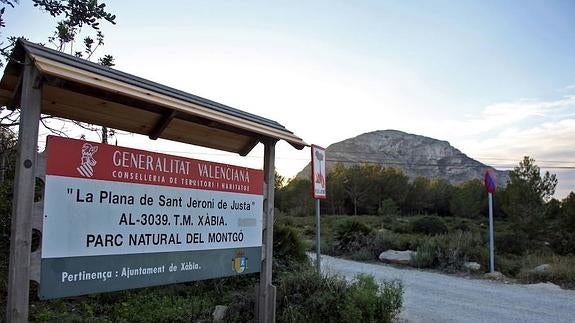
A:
[{"xmin": 297, "ymin": 130, "xmax": 509, "ymax": 185}]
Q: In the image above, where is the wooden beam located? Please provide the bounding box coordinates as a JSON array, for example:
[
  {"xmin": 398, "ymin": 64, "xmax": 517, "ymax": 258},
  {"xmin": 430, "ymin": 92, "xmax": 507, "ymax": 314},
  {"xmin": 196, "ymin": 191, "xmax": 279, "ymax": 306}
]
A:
[
  {"xmin": 258, "ymin": 138, "xmax": 277, "ymax": 323},
  {"xmin": 238, "ymin": 138, "xmax": 260, "ymax": 156},
  {"xmin": 7, "ymin": 73, "xmax": 23, "ymax": 110},
  {"xmin": 6, "ymin": 55, "xmax": 42, "ymax": 322},
  {"xmin": 149, "ymin": 109, "xmax": 177, "ymax": 140}
]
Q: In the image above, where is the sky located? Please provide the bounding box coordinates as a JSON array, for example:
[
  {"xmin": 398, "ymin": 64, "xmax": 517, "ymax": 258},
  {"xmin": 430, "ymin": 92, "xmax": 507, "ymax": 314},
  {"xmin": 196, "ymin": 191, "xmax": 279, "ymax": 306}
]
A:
[{"xmin": 3, "ymin": 0, "xmax": 575, "ymax": 198}]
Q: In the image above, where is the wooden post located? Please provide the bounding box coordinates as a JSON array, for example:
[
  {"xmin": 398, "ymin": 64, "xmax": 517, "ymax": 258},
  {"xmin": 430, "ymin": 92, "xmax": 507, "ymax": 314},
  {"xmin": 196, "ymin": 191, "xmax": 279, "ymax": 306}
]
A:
[
  {"xmin": 6, "ymin": 55, "xmax": 42, "ymax": 322},
  {"xmin": 258, "ymin": 138, "xmax": 276, "ymax": 323}
]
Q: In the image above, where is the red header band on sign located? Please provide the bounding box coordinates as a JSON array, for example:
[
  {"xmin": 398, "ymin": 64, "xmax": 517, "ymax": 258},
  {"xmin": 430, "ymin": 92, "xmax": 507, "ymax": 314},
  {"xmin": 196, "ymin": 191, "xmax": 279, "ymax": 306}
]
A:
[{"xmin": 46, "ymin": 136, "xmax": 264, "ymax": 195}]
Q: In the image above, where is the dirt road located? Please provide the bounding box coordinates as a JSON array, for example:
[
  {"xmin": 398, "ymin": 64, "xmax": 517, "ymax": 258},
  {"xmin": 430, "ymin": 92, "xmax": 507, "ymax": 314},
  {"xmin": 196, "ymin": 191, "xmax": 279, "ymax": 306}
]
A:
[{"xmin": 319, "ymin": 255, "xmax": 575, "ymax": 322}]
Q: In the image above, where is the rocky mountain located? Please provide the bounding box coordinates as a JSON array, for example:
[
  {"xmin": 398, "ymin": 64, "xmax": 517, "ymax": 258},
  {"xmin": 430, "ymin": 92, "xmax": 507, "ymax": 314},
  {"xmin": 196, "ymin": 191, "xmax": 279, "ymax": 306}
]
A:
[{"xmin": 297, "ymin": 130, "xmax": 509, "ymax": 185}]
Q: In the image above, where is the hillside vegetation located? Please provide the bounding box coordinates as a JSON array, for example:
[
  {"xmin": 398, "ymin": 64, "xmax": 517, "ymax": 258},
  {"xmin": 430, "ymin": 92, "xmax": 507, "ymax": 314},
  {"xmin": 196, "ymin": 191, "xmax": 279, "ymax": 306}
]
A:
[{"xmin": 277, "ymin": 157, "xmax": 575, "ymax": 288}]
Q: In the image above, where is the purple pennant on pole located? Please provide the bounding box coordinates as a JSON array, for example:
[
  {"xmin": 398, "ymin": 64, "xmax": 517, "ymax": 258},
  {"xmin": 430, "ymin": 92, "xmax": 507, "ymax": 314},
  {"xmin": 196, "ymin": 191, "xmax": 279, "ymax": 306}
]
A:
[{"xmin": 484, "ymin": 169, "xmax": 496, "ymax": 193}]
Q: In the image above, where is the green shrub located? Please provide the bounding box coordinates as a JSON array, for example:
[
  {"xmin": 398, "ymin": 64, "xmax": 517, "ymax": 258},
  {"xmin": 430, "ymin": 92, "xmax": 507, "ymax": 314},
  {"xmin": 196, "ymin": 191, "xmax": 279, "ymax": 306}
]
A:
[
  {"xmin": 434, "ymin": 230, "xmax": 484, "ymax": 271},
  {"xmin": 350, "ymin": 247, "xmax": 376, "ymax": 261},
  {"xmin": 550, "ymin": 231, "xmax": 575, "ymax": 256},
  {"xmin": 344, "ymin": 275, "xmax": 403, "ymax": 323},
  {"xmin": 410, "ymin": 239, "xmax": 438, "ymax": 268},
  {"xmin": 496, "ymin": 255, "xmax": 522, "ymax": 277},
  {"xmin": 495, "ymin": 231, "xmax": 527, "ymax": 255},
  {"xmin": 411, "ymin": 216, "xmax": 448, "ymax": 236},
  {"xmin": 377, "ymin": 198, "xmax": 400, "ymax": 216},
  {"xmin": 517, "ymin": 253, "xmax": 575, "ymax": 288},
  {"xmin": 223, "ymin": 289, "xmax": 256, "ymax": 322},
  {"xmin": 273, "ymin": 224, "xmax": 310, "ymax": 274},
  {"xmin": 332, "ymin": 219, "xmax": 373, "ymax": 255},
  {"xmin": 277, "ymin": 270, "xmax": 403, "ymax": 323}
]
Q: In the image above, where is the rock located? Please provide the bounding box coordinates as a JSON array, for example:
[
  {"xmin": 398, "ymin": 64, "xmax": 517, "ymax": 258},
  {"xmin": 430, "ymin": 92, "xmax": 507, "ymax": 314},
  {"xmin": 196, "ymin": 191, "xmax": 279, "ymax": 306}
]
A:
[
  {"xmin": 379, "ymin": 250, "xmax": 416, "ymax": 265},
  {"xmin": 484, "ymin": 271, "xmax": 506, "ymax": 281},
  {"xmin": 213, "ymin": 305, "xmax": 228, "ymax": 322},
  {"xmin": 526, "ymin": 282, "xmax": 562, "ymax": 291},
  {"xmin": 463, "ymin": 262, "xmax": 481, "ymax": 271},
  {"xmin": 533, "ymin": 264, "xmax": 552, "ymax": 275}
]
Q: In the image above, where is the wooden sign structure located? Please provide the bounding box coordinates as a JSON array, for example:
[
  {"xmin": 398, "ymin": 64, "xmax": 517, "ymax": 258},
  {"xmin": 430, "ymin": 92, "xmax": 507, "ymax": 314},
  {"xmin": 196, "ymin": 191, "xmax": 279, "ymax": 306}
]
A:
[{"xmin": 0, "ymin": 39, "xmax": 307, "ymax": 322}]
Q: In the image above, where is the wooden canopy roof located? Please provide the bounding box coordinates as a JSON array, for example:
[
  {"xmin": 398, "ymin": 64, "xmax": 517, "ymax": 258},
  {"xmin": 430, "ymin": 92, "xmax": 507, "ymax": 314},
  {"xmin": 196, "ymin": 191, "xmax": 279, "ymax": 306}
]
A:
[{"xmin": 0, "ymin": 39, "xmax": 307, "ymax": 155}]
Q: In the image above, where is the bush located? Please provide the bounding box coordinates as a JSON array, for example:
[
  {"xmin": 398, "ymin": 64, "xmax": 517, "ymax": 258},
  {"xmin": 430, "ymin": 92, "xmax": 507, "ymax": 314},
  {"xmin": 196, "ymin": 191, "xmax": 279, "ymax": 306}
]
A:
[
  {"xmin": 332, "ymin": 219, "xmax": 373, "ymax": 256},
  {"xmin": 434, "ymin": 230, "xmax": 484, "ymax": 271},
  {"xmin": 550, "ymin": 231, "xmax": 575, "ymax": 256},
  {"xmin": 377, "ymin": 198, "xmax": 400, "ymax": 216},
  {"xmin": 277, "ymin": 270, "xmax": 403, "ymax": 323},
  {"xmin": 410, "ymin": 239, "xmax": 438, "ymax": 268},
  {"xmin": 517, "ymin": 253, "xmax": 575, "ymax": 288},
  {"xmin": 223, "ymin": 289, "xmax": 256, "ymax": 322},
  {"xmin": 411, "ymin": 216, "xmax": 448, "ymax": 236},
  {"xmin": 495, "ymin": 231, "xmax": 528, "ymax": 255},
  {"xmin": 371, "ymin": 231, "xmax": 421, "ymax": 253},
  {"xmin": 496, "ymin": 255, "xmax": 522, "ymax": 277},
  {"xmin": 273, "ymin": 224, "xmax": 310, "ymax": 274}
]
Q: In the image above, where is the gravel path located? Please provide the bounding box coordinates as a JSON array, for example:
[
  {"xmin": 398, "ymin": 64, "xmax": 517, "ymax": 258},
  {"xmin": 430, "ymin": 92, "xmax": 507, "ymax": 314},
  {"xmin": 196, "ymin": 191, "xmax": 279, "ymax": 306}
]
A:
[{"xmin": 319, "ymin": 254, "xmax": 575, "ymax": 322}]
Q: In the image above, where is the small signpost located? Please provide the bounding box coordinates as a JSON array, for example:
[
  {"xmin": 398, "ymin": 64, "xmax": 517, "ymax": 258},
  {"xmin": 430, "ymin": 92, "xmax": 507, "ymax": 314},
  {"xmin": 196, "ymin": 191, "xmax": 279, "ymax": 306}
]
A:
[
  {"xmin": 311, "ymin": 145, "xmax": 326, "ymax": 272},
  {"xmin": 484, "ymin": 169, "xmax": 497, "ymax": 273}
]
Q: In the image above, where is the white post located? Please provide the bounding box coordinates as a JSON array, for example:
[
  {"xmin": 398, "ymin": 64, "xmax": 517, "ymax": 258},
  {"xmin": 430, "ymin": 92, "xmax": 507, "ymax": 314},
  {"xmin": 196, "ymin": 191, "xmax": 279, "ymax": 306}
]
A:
[{"xmin": 488, "ymin": 192, "xmax": 495, "ymax": 273}]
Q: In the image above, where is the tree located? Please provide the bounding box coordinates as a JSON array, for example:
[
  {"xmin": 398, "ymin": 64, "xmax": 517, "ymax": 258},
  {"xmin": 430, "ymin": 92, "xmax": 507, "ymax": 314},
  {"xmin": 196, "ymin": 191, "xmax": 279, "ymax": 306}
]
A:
[
  {"xmin": 502, "ymin": 156, "xmax": 557, "ymax": 238},
  {"xmin": 343, "ymin": 164, "xmax": 373, "ymax": 216},
  {"xmin": 0, "ymin": 127, "xmax": 16, "ymax": 237},
  {"xmin": 276, "ymin": 178, "xmax": 313, "ymax": 216},
  {"xmin": 561, "ymin": 192, "xmax": 575, "ymax": 231},
  {"xmin": 403, "ymin": 176, "xmax": 433, "ymax": 214},
  {"xmin": 0, "ymin": 1, "xmax": 117, "ymax": 244},
  {"xmin": 450, "ymin": 179, "xmax": 485, "ymax": 219},
  {"xmin": 1, "ymin": 0, "xmax": 117, "ymax": 142},
  {"xmin": 429, "ymin": 178, "xmax": 454, "ymax": 216},
  {"xmin": 325, "ymin": 162, "xmax": 346, "ymax": 215},
  {"xmin": 378, "ymin": 167, "xmax": 409, "ymax": 208}
]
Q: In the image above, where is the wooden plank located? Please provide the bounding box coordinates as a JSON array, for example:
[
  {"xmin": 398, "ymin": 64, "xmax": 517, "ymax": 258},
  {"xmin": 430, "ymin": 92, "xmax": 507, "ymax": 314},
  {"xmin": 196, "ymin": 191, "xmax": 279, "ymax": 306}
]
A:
[
  {"xmin": 258, "ymin": 139, "xmax": 276, "ymax": 323},
  {"xmin": 6, "ymin": 55, "xmax": 42, "ymax": 322},
  {"xmin": 162, "ymin": 119, "xmax": 254, "ymax": 153},
  {"xmin": 7, "ymin": 73, "xmax": 23, "ymax": 110},
  {"xmin": 149, "ymin": 109, "xmax": 177, "ymax": 140},
  {"xmin": 239, "ymin": 138, "xmax": 260, "ymax": 156},
  {"xmin": 42, "ymin": 85, "xmax": 161, "ymax": 133},
  {"xmin": 0, "ymin": 74, "xmax": 20, "ymax": 106},
  {"xmin": 32, "ymin": 56, "xmax": 308, "ymax": 149}
]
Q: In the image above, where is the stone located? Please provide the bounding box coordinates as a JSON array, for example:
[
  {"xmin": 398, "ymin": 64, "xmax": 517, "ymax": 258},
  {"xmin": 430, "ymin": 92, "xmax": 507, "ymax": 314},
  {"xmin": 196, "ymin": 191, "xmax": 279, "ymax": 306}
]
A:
[
  {"xmin": 213, "ymin": 305, "xmax": 228, "ymax": 322},
  {"xmin": 379, "ymin": 250, "xmax": 416, "ymax": 265},
  {"xmin": 463, "ymin": 262, "xmax": 481, "ymax": 271},
  {"xmin": 484, "ymin": 271, "xmax": 506, "ymax": 281},
  {"xmin": 533, "ymin": 264, "xmax": 552, "ymax": 275}
]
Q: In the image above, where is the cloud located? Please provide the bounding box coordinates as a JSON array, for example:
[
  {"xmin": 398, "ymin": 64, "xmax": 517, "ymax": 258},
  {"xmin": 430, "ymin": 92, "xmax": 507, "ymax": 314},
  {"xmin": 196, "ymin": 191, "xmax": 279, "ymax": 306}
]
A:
[
  {"xmin": 439, "ymin": 95, "xmax": 575, "ymax": 138},
  {"xmin": 433, "ymin": 91, "xmax": 575, "ymax": 198}
]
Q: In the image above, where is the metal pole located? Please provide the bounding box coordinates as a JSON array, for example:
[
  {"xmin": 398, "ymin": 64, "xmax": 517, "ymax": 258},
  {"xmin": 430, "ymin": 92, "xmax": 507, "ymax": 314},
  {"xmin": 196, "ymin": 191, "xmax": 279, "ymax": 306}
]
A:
[
  {"xmin": 488, "ymin": 192, "xmax": 495, "ymax": 273},
  {"xmin": 315, "ymin": 199, "xmax": 320, "ymax": 273}
]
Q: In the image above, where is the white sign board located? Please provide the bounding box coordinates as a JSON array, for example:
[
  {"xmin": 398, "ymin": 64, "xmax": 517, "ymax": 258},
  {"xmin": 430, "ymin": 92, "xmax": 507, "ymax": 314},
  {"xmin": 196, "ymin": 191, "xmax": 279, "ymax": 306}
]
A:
[
  {"xmin": 311, "ymin": 145, "xmax": 327, "ymax": 199},
  {"xmin": 40, "ymin": 136, "xmax": 264, "ymax": 298}
]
